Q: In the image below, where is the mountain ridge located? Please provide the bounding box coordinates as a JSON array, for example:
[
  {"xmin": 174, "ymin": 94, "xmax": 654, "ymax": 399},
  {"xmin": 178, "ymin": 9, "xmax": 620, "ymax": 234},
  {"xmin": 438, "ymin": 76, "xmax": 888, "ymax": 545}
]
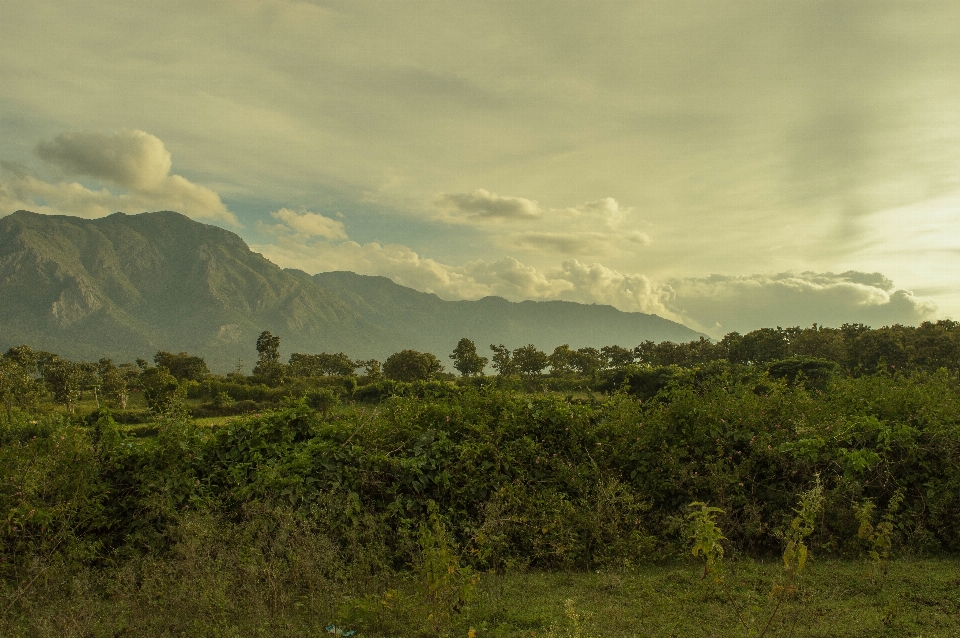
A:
[{"xmin": 0, "ymin": 210, "xmax": 705, "ymax": 370}]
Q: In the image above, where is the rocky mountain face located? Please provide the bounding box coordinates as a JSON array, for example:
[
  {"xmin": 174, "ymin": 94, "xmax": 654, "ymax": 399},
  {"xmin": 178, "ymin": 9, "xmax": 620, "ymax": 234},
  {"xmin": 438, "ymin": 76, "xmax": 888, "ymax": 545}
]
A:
[{"xmin": 0, "ymin": 210, "xmax": 704, "ymax": 370}]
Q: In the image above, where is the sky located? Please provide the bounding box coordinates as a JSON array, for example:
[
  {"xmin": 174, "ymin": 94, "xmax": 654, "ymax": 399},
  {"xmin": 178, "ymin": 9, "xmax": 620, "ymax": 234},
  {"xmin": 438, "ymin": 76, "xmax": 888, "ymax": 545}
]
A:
[{"xmin": 2, "ymin": 0, "xmax": 959, "ymax": 338}]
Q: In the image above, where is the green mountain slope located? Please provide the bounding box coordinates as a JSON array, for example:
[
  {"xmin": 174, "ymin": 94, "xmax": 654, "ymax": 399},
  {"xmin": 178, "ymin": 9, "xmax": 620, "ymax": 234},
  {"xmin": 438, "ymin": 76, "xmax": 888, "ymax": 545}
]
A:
[{"xmin": 0, "ymin": 210, "xmax": 704, "ymax": 370}]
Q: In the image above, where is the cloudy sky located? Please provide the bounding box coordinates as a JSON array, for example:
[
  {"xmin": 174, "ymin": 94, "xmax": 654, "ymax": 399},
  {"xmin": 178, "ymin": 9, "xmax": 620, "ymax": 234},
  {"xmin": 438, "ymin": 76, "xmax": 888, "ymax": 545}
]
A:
[{"xmin": 2, "ymin": 1, "xmax": 958, "ymax": 337}]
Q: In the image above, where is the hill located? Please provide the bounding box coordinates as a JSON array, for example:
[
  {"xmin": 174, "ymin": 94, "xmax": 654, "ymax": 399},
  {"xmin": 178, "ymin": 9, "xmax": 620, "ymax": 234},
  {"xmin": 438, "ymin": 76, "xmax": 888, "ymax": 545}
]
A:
[{"xmin": 0, "ymin": 210, "xmax": 704, "ymax": 370}]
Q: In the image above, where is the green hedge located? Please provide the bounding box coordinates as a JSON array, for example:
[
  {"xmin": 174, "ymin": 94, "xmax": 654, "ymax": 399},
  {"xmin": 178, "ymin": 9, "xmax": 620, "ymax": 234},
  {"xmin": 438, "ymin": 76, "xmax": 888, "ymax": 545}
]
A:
[{"xmin": 3, "ymin": 367, "xmax": 959, "ymax": 580}]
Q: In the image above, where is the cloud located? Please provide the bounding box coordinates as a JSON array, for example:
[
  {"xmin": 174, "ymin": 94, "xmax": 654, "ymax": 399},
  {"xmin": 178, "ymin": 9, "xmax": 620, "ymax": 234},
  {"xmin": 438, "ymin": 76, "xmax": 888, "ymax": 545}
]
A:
[
  {"xmin": 36, "ymin": 129, "xmax": 172, "ymax": 191},
  {"xmin": 0, "ymin": 130, "xmax": 235, "ymax": 224},
  {"xmin": 560, "ymin": 197, "xmax": 630, "ymax": 229},
  {"xmin": 434, "ymin": 192, "xmax": 650, "ymax": 257},
  {"xmin": 462, "ymin": 257, "xmax": 574, "ymax": 299},
  {"xmin": 435, "ymin": 189, "xmax": 542, "ymax": 222},
  {"xmin": 254, "ymin": 233, "xmax": 936, "ymax": 338},
  {"xmin": 667, "ymin": 272, "xmax": 937, "ymax": 336},
  {"xmin": 269, "ymin": 207, "xmax": 347, "ymax": 239},
  {"xmin": 552, "ymin": 260, "xmax": 679, "ymax": 318},
  {"xmin": 507, "ymin": 231, "xmax": 609, "ymax": 255},
  {"xmin": 253, "ymin": 235, "xmax": 492, "ymax": 299}
]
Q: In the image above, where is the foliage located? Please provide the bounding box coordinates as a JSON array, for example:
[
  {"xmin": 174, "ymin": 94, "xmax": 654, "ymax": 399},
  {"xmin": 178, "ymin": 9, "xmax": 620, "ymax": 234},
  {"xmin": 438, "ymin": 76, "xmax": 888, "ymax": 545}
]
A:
[
  {"xmin": 489, "ymin": 344, "xmax": 515, "ymax": 377},
  {"xmin": 0, "ymin": 355, "xmax": 42, "ymax": 417},
  {"xmin": 253, "ymin": 330, "xmax": 284, "ymax": 381},
  {"xmin": 855, "ymin": 488, "xmax": 905, "ymax": 582},
  {"xmin": 305, "ymin": 387, "xmax": 341, "ymax": 416},
  {"xmin": 153, "ymin": 351, "xmax": 210, "ymax": 381},
  {"xmin": 384, "ymin": 349, "xmax": 443, "ymax": 382},
  {"xmin": 1, "ymin": 352, "xmax": 960, "ymax": 634},
  {"xmin": 450, "ymin": 338, "xmax": 488, "ymax": 377},
  {"xmin": 687, "ymin": 502, "xmax": 726, "ymax": 582},
  {"xmin": 139, "ymin": 365, "xmax": 185, "ymax": 415},
  {"xmin": 288, "ymin": 351, "xmax": 358, "ymax": 378},
  {"xmin": 40, "ymin": 357, "xmax": 85, "ymax": 413},
  {"xmin": 512, "ymin": 344, "xmax": 550, "ymax": 377}
]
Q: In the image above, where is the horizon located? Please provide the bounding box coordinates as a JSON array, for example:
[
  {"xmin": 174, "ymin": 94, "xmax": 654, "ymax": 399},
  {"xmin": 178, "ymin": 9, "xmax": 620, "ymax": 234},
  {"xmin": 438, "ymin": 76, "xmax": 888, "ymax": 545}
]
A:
[{"xmin": 2, "ymin": 2, "xmax": 959, "ymax": 338}]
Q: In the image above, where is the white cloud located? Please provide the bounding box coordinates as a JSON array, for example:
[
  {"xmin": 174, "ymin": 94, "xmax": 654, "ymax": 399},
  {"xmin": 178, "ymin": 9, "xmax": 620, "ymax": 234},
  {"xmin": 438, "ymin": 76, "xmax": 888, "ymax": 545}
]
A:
[
  {"xmin": 253, "ymin": 234, "xmax": 935, "ymax": 337},
  {"xmin": 560, "ymin": 197, "xmax": 630, "ymax": 229},
  {"xmin": 667, "ymin": 272, "xmax": 938, "ymax": 336},
  {"xmin": 252, "ymin": 235, "xmax": 492, "ymax": 299},
  {"xmin": 269, "ymin": 207, "xmax": 347, "ymax": 239},
  {"xmin": 434, "ymin": 191, "xmax": 650, "ymax": 258},
  {"xmin": 462, "ymin": 257, "xmax": 574, "ymax": 299},
  {"xmin": 552, "ymin": 260, "xmax": 679, "ymax": 318},
  {"xmin": 435, "ymin": 188, "xmax": 542, "ymax": 222},
  {"xmin": 0, "ymin": 130, "xmax": 236, "ymax": 224}
]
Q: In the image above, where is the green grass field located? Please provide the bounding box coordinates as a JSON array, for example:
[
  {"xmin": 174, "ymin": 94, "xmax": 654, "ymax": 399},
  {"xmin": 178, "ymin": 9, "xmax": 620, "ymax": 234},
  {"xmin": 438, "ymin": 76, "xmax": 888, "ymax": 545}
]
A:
[
  {"xmin": 7, "ymin": 559, "xmax": 959, "ymax": 637},
  {"xmin": 467, "ymin": 559, "xmax": 960, "ymax": 637}
]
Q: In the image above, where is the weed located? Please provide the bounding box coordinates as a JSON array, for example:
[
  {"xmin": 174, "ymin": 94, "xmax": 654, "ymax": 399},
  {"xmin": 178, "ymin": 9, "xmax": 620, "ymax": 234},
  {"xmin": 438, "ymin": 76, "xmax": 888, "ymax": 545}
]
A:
[
  {"xmin": 854, "ymin": 488, "xmax": 905, "ymax": 586},
  {"xmin": 687, "ymin": 502, "xmax": 726, "ymax": 582}
]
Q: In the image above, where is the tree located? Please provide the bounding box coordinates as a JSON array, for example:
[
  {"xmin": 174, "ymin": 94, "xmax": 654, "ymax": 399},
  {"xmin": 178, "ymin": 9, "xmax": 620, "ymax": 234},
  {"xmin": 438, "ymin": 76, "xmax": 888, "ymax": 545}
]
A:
[
  {"xmin": 725, "ymin": 328, "xmax": 790, "ymax": 364},
  {"xmin": 42, "ymin": 357, "xmax": 85, "ymax": 413},
  {"xmin": 549, "ymin": 344, "xmax": 576, "ymax": 375},
  {"xmin": 139, "ymin": 365, "xmax": 184, "ymax": 414},
  {"xmin": 288, "ymin": 352, "xmax": 357, "ymax": 377},
  {"xmin": 98, "ymin": 358, "xmax": 130, "ymax": 409},
  {"xmin": 383, "ymin": 350, "xmax": 443, "ymax": 382},
  {"xmin": 791, "ymin": 325, "xmax": 848, "ymax": 367},
  {"xmin": 305, "ymin": 387, "xmax": 340, "ymax": 417},
  {"xmin": 0, "ymin": 357, "xmax": 41, "ymax": 417},
  {"xmin": 512, "ymin": 344, "xmax": 549, "ymax": 377},
  {"xmin": 489, "ymin": 344, "xmax": 515, "ymax": 377},
  {"xmin": 450, "ymin": 338, "xmax": 488, "ymax": 376},
  {"xmin": 253, "ymin": 330, "xmax": 284, "ymax": 382},
  {"xmin": 357, "ymin": 359, "xmax": 382, "ymax": 381},
  {"xmin": 601, "ymin": 345, "xmax": 635, "ymax": 369},
  {"xmin": 1, "ymin": 346, "xmax": 43, "ymax": 416},
  {"xmin": 154, "ymin": 351, "xmax": 210, "ymax": 381},
  {"xmin": 570, "ymin": 347, "xmax": 604, "ymax": 376}
]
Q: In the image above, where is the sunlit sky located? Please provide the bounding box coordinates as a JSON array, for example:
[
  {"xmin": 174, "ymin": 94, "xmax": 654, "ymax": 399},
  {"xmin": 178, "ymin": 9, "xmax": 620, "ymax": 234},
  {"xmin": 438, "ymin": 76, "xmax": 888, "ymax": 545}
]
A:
[{"xmin": 3, "ymin": 1, "xmax": 959, "ymax": 337}]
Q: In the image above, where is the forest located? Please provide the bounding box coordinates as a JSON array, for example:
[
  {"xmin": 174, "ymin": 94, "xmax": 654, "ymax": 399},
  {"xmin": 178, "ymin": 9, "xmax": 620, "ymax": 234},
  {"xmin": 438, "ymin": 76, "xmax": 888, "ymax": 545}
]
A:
[{"xmin": 2, "ymin": 321, "xmax": 959, "ymax": 637}]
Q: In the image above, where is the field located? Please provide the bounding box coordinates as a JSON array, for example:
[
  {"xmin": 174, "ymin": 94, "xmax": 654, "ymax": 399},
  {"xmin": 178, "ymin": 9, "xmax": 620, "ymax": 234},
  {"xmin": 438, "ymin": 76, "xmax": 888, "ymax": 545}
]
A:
[{"xmin": 3, "ymin": 361, "xmax": 960, "ymax": 636}]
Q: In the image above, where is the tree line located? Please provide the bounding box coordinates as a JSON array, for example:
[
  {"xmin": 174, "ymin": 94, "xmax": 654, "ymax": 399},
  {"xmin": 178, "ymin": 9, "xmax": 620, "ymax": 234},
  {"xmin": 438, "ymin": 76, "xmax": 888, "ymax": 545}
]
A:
[{"xmin": 3, "ymin": 320, "xmax": 960, "ymax": 416}]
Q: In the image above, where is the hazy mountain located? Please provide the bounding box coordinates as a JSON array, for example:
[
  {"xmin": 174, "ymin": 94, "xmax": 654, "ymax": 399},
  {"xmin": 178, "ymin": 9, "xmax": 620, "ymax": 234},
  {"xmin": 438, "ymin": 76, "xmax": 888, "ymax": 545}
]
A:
[{"xmin": 0, "ymin": 210, "xmax": 705, "ymax": 371}]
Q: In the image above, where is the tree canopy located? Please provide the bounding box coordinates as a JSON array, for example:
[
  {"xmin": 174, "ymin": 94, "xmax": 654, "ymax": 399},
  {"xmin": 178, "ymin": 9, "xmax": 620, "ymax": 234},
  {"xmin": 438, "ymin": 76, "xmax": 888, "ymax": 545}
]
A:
[{"xmin": 384, "ymin": 350, "xmax": 443, "ymax": 382}]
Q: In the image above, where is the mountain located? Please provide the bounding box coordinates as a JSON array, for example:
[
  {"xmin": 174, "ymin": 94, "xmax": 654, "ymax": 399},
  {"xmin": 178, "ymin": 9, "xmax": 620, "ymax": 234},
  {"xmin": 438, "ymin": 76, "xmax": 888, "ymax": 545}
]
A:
[{"xmin": 0, "ymin": 210, "xmax": 705, "ymax": 370}]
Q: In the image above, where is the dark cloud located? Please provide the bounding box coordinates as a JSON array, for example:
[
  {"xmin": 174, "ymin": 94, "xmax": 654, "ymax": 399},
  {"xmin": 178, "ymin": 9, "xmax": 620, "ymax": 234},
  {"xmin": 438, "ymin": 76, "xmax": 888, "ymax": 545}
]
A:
[
  {"xmin": 36, "ymin": 129, "xmax": 172, "ymax": 191},
  {"xmin": 436, "ymin": 189, "xmax": 542, "ymax": 221}
]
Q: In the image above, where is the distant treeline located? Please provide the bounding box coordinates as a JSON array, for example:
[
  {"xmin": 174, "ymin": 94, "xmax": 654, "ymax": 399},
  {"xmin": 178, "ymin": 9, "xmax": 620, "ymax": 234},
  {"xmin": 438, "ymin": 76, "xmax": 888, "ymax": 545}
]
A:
[{"xmin": 2, "ymin": 321, "xmax": 960, "ymax": 418}]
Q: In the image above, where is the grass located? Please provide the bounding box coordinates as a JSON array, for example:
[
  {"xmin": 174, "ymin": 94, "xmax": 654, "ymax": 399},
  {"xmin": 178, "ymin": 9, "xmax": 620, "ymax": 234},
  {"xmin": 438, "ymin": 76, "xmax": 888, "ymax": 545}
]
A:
[
  {"xmin": 5, "ymin": 558, "xmax": 958, "ymax": 637},
  {"xmin": 466, "ymin": 558, "xmax": 960, "ymax": 637}
]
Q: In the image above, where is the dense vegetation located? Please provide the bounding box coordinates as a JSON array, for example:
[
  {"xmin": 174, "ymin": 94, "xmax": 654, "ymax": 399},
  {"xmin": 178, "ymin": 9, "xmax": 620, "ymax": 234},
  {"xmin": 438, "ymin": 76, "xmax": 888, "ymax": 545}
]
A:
[{"xmin": 2, "ymin": 322, "xmax": 960, "ymax": 636}]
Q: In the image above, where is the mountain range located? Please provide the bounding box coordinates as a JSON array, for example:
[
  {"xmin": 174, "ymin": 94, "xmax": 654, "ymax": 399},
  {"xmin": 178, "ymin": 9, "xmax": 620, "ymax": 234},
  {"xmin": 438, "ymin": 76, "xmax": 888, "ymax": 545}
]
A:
[{"xmin": 0, "ymin": 210, "xmax": 704, "ymax": 371}]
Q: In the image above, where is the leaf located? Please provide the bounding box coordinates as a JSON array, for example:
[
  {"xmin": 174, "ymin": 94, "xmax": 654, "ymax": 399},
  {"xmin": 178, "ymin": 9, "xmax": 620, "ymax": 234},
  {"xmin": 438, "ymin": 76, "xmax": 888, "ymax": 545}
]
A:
[{"xmin": 797, "ymin": 543, "xmax": 808, "ymax": 572}]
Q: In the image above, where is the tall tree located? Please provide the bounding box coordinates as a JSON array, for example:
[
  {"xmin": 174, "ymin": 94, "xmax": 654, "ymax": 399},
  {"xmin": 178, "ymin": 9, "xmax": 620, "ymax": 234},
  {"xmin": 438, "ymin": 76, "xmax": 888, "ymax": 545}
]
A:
[
  {"xmin": 98, "ymin": 358, "xmax": 130, "ymax": 409},
  {"xmin": 253, "ymin": 330, "xmax": 284, "ymax": 382},
  {"xmin": 42, "ymin": 357, "xmax": 84, "ymax": 413},
  {"xmin": 450, "ymin": 338, "xmax": 488, "ymax": 376},
  {"xmin": 549, "ymin": 344, "xmax": 576, "ymax": 375},
  {"xmin": 489, "ymin": 344, "xmax": 515, "ymax": 377},
  {"xmin": 0, "ymin": 357, "xmax": 41, "ymax": 417}
]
